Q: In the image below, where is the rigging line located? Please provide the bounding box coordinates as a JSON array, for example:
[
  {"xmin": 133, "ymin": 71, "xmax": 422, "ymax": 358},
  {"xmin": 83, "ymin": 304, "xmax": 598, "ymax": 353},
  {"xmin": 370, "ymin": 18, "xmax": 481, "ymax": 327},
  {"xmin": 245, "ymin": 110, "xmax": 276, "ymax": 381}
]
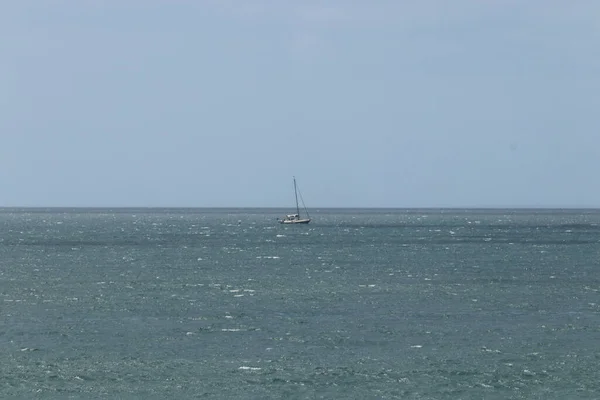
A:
[{"xmin": 297, "ymin": 185, "xmax": 310, "ymax": 219}]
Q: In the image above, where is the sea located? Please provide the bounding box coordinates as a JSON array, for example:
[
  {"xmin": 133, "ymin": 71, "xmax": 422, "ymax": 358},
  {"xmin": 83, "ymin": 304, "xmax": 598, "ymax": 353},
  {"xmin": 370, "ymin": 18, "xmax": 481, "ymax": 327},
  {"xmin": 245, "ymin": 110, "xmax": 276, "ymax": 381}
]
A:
[{"xmin": 1, "ymin": 208, "xmax": 599, "ymax": 399}]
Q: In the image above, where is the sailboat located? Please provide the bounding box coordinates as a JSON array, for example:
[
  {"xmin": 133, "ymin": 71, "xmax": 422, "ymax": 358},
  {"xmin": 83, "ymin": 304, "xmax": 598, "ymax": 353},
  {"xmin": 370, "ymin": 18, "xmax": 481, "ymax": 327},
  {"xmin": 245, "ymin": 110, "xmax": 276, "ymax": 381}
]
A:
[{"xmin": 278, "ymin": 177, "xmax": 311, "ymax": 224}]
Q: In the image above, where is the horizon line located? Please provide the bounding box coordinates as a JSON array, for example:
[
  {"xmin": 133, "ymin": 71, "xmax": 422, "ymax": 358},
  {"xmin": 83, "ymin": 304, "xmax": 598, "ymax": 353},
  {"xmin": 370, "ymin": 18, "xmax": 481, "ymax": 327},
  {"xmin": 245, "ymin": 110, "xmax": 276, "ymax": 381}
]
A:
[{"xmin": 1, "ymin": 206, "xmax": 599, "ymax": 211}]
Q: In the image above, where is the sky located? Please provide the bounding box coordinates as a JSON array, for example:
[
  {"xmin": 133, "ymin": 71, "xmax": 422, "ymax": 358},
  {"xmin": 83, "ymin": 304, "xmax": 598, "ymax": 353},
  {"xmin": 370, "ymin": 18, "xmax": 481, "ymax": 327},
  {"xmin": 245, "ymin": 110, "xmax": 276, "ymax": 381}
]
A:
[{"xmin": 1, "ymin": 1, "xmax": 599, "ymax": 208}]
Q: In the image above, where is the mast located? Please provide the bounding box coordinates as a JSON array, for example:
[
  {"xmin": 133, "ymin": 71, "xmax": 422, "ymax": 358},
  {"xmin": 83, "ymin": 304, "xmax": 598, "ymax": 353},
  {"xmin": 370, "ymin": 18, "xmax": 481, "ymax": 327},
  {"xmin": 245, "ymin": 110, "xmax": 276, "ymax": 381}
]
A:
[{"xmin": 293, "ymin": 176, "xmax": 300, "ymax": 217}]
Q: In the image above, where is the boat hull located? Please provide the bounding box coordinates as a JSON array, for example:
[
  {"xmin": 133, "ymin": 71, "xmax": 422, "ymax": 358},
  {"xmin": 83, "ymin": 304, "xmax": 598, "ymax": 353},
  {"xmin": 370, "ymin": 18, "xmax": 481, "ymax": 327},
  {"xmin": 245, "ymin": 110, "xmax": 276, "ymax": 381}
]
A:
[{"xmin": 279, "ymin": 218, "xmax": 311, "ymax": 224}]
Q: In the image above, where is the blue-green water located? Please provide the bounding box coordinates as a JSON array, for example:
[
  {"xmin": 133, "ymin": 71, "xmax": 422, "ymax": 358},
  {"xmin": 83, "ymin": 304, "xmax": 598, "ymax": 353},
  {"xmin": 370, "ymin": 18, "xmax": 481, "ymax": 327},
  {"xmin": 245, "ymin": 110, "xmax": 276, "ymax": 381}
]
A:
[{"xmin": 1, "ymin": 208, "xmax": 599, "ymax": 399}]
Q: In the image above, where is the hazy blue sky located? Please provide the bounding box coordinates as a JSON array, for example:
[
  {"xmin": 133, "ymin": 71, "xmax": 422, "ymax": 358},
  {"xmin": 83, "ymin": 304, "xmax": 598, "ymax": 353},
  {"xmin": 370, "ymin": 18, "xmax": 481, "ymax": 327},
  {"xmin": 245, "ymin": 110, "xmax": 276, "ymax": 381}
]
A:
[{"xmin": 2, "ymin": 1, "xmax": 599, "ymax": 208}]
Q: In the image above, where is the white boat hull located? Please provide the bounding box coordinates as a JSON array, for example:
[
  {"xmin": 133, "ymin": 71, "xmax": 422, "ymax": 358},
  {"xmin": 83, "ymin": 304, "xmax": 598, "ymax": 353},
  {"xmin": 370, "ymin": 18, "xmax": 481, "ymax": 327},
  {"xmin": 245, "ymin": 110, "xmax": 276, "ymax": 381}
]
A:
[{"xmin": 279, "ymin": 218, "xmax": 311, "ymax": 224}]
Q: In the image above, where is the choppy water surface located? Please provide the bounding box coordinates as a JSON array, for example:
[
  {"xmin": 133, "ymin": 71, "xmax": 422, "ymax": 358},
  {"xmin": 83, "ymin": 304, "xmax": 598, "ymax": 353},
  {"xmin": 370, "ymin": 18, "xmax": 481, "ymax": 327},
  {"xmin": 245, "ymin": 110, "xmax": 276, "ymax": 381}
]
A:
[{"xmin": 1, "ymin": 208, "xmax": 599, "ymax": 399}]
